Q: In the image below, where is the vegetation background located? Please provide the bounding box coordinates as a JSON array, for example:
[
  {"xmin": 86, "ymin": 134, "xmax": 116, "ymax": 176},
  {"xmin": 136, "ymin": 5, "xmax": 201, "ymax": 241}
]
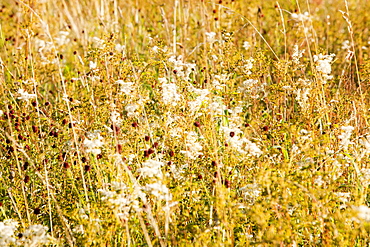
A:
[{"xmin": 1, "ymin": 0, "xmax": 370, "ymax": 246}]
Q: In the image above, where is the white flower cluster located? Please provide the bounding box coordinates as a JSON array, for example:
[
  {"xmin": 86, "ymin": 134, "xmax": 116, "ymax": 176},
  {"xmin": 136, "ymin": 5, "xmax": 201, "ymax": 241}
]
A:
[
  {"xmin": 242, "ymin": 58, "xmax": 254, "ymax": 75},
  {"xmin": 0, "ymin": 220, "xmax": 52, "ymax": 246},
  {"xmin": 138, "ymin": 159, "xmax": 164, "ymax": 178},
  {"xmin": 17, "ymin": 89, "xmax": 37, "ymax": 101},
  {"xmin": 84, "ymin": 131, "xmax": 104, "ymax": 155},
  {"xmin": 18, "ymin": 224, "xmax": 51, "ymax": 246},
  {"xmin": 208, "ymin": 98, "xmax": 227, "ymax": 117},
  {"xmin": 98, "ymin": 182, "xmax": 144, "ymax": 221},
  {"xmin": 110, "ymin": 110, "xmax": 122, "ymax": 127},
  {"xmin": 116, "ymin": 80, "xmax": 135, "ymax": 95},
  {"xmin": 353, "ymin": 205, "xmax": 370, "ymax": 222},
  {"xmin": 187, "ymin": 86, "xmax": 210, "ymax": 114},
  {"xmin": 291, "ymin": 12, "xmax": 311, "ymax": 22},
  {"xmin": 168, "ymin": 55, "xmax": 196, "ymax": 82},
  {"xmin": 294, "ymin": 79, "xmax": 312, "ymax": 110},
  {"xmin": 205, "ymin": 32, "xmax": 216, "ymax": 43},
  {"xmin": 136, "ymin": 158, "xmax": 176, "ymax": 203},
  {"xmin": 221, "ymin": 113, "xmax": 262, "ymax": 157},
  {"xmin": 180, "ymin": 131, "xmax": 203, "ymax": 160},
  {"xmin": 54, "ymin": 31, "xmax": 70, "ymax": 46},
  {"xmin": 125, "ymin": 103, "xmax": 138, "ymax": 117},
  {"xmin": 243, "ymin": 41, "xmax": 251, "ymax": 50},
  {"xmin": 338, "ymin": 126, "xmax": 354, "ymax": 150},
  {"xmin": 334, "ymin": 192, "xmax": 351, "ymax": 209},
  {"xmin": 313, "ymin": 53, "xmax": 335, "ymax": 81},
  {"xmin": 292, "ymin": 45, "xmax": 305, "ymax": 64},
  {"xmin": 160, "ymin": 78, "xmax": 181, "ymax": 106}
]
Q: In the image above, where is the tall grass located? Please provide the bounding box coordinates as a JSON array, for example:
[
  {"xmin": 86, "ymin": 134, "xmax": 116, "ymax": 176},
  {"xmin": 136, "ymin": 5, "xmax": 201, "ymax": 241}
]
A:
[{"xmin": 1, "ymin": 0, "xmax": 370, "ymax": 246}]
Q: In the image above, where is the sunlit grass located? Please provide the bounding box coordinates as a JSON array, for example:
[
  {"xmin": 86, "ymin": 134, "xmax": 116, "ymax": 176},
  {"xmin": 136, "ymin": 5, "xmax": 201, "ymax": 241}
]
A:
[{"xmin": 1, "ymin": 0, "xmax": 370, "ymax": 246}]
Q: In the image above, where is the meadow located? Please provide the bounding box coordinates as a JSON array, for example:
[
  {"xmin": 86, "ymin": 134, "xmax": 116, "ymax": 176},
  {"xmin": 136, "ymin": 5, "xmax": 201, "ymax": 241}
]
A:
[{"xmin": 1, "ymin": 0, "xmax": 370, "ymax": 246}]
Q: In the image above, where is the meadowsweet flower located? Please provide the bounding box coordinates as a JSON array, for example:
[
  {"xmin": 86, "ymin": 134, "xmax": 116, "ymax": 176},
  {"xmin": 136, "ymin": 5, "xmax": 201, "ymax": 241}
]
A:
[
  {"xmin": 54, "ymin": 31, "xmax": 70, "ymax": 46},
  {"xmin": 98, "ymin": 182, "xmax": 144, "ymax": 221},
  {"xmin": 138, "ymin": 159, "xmax": 164, "ymax": 178},
  {"xmin": 353, "ymin": 205, "xmax": 370, "ymax": 222},
  {"xmin": 17, "ymin": 89, "xmax": 37, "ymax": 101},
  {"xmin": 238, "ymin": 79, "xmax": 259, "ymax": 92},
  {"xmin": 212, "ymin": 74, "xmax": 228, "ymax": 90},
  {"xmin": 110, "ymin": 110, "xmax": 122, "ymax": 126},
  {"xmin": 338, "ymin": 126, "xmax": 354, "ymax": 150},
  {"xmin": 187, "ymin": 86, "xmax": 210, "ymax": 114},
  {"xmin": 124, "ymin": 103, "xmax": 138, "ymax": 117},
  {"xmin": 208, "ymin": 100, "xmax": 226, "ymax": 116},
  {"xmin": 205, "ymin": 32, "xmax": 216, "ymax": 43},
  {"xmin": 161, "ymin": 82, "xmax": 181, "ymax": 106},
  {"xmin": 335, "ymin": 192, "xmax": 351, "ymax": 209},
  {"xmin": 84, "ymin": 132, "xmax": 104, "ymax": 155},
  {"xmin": 116, "ymin": 80, "xmax": 135, "ymax": 95},
  {"xmin": 89, "ymin": 61, "xmax": 97, "ymax": 70},
  {"xmin": 243, "ymin": 41, "xmax": 251, "ymax": 50},
  {"xmin": 291, "ymin": 12, "xmax": 310, "ymax": 22},
  {"xmin": 168, "ymin": 163, "xmax": 187, "ymax": 180},
  {"xmin": 242, "ymin": 58, "xmax": 254, "ymax": 75},
  {"xmin": 152, "ymin": 46, "xmax": 160, "ymax": 53},
  {"xmin": 292, "ymin": 45, "xmax": 305, "ymax": 64},
  {"xmin": 0, "ymin": 220, "xmax": 18, "ymax": 246},
  {"xmin": 115, "ymin": 44, "xmax": 125, "ymax": 53},
  {"xmin": 342, "ymin": 40, "xmax": 351, "ymax": 50},
  {"xmin": 73, "ymin": 225, "xmax": 85, "ymax": 235},
  {"xmin": 92, "ymin": 37, "xmax": 105, "ymax": 48},
  {"xmin": 168, "ymin": 55, "xmax": 196, "ymax": 81},
  {"xmin": 19, "ymin": 224, "xmax": 51, "ymax": 246},
  {"xmin": 313, "ymin": 53, "xmax": 335, "ymax": 80},
  {"xmin": 144, "ymin": 182, "xmax": 171, "ymax": 200},
  {"xmin": 180, "ymin": 131, "xmax": 203, "ymax": 160}
]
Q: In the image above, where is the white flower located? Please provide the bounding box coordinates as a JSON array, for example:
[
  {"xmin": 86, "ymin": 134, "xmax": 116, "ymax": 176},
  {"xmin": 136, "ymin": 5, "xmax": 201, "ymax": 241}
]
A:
[
  {"xmin": 0, "ymin": 220, "xmax": 18, "ymax": 246},
  {"xmin": 152, "ymin": 46, "xmax": 160, "ymax": 53},
  {"xmin": 125, "ymin": 103, "xmax": 138, "ymax": 117},
  {"xmin": 292, "ymin": 45, "xmax": 305, "ymax": 64},
  {"xmin": 17, "ymin": 89, "xmax": 37, "ymax": 101},
  {"xmin": 89, "ymin": 61, "xmax": 97, "ymax": 70},
  {"xmin": 180, "ymin": 131, "xmax": 203, "ymax": 159},
  {"xmin": 116, "ymin": 80, "xmax": 135, "ymax": 95},
  {"xmin": 54, "ymin": 31, "xmax": 70, "ymax": 46},
  {"xmin": 20, "ymin": 224, "xmax": 51, "ymax": 246},
  {"xmin": 313, "ymin": 53, "xmax": 335, "ymax": 80},
  {"xmin": 115, "ymin": 44, "xmax": 125, "ymax": 53},
  {"xmin": 84, "ymin": 132, "xmax": 104, "ymax": 155},
  {"xmin": 342, "ymin": 40, "xmax": 351, "ymax": 50},
  {"xmin": 243, "ymin": 41, "xmax": 251, "ymax": 50},
  {"xmin": 291, "ymin": 12, "xmax": 310, "ymax": 22},
  {"xmin": 162, "ymin": 82, "xmax": 181, "ymax": 106},
  {"xmin": 138, "ymin": 159, "xmax": 164, "ymax": 178},
  {"xmin": 144, "ymin": 182, "xmax": 171, "ymax": 200},
  {"xmin": 110, "ymin": 110, "xmax": 122, "ymax": 126},
  {"xmin": 205, "ymin": 32, "xmax": 216, "ymax": 43},
  {"xmin": 338, "ymin": 125, "xmax": 354, "ymax": 150},
  {"xmin": 354, "ymin": 205, "xmax": 370, "ymax": 222},
  {"xmin": 242, "ymin": 58, "xmax": 254, "ymax": 75}
]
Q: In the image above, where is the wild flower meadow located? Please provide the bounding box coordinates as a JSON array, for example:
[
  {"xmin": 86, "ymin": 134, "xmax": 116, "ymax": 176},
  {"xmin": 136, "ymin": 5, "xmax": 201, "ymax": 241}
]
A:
[{"xmin": 1, "ymin": 0, "xmax": 370, "ymax": 246}]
